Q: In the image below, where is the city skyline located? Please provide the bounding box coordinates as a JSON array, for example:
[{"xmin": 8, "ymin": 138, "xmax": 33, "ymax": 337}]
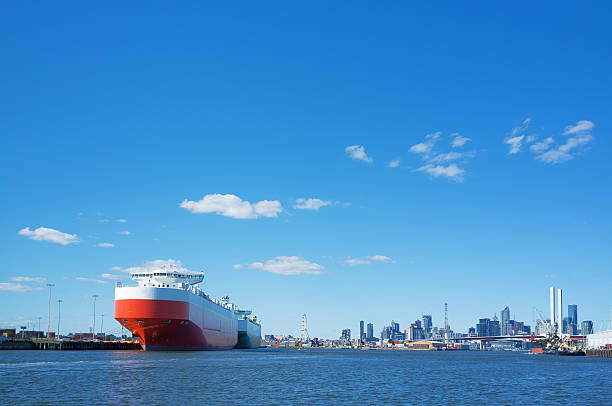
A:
[{"xmin": 1, "ymin": 3, "xmax": 612, "ymax": 339}]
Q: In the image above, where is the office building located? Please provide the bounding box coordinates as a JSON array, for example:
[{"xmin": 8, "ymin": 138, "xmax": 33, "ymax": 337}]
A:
[
  {"xmin": 341, "ymin": 329, "xmax": 351, "ymax": 341},
  {"xmin": 581, "ymin": 320, "xmax": 593, "ymax": 335},
  {"xmin": 366, "ymin": 323, "xmax": 374, "ymax": 340},
  {"xmin": 476, "ymin": 318, "xmax": 490, "ymax": 337},
  {"xmin": 359, "ymin": 320, "xmax": 365, "ymax": 341},
  {"xmin": 422, "ymin": 315, "xmax": 432, "ymax": 336},
  {"xmin": 501, "ymin": 306, "xmax": 510, "ymax": 335}
]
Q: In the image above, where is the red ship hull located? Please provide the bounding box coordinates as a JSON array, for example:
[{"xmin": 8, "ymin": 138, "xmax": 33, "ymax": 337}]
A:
[{"xmin": 115, "ymin": 297, "xmax": 237, "ymax": 351}]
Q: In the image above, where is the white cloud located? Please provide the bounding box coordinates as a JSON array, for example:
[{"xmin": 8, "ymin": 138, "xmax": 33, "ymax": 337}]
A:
[
  {"xmin": 417, "ymin": 164, "xmax": 465, "ymax": 182},
  {"xmin": 563, "ymin": 120, "xmax": 594, "ymax": 135},
  {"xmin": 180, "ymin": 194, "xmax": 283, "ymax": 219},
  {"xmin": 536, "ymin": 120, "xmax": 595, "ymax": 164},
  {"xmin": 10, "ymin": 276, "xmax": 46, "ymax": 284},
  {"xmin": 511, "ymin": 117, "xmax": 531, "ymax": 137},
  {"xmin": 345, "ymin": 255, "xmax": 395, "ymax": 266},
  {"xmin": 116, "ymin": 219, "xmax": 128, "ymax": 223},
  {"xmin": 530, "ymin": 137, "xmax": 554, "ymax": 153},
  {"xmin": 246, "ymin": 256, "xmax": 324, "ymax": 275},
  {"xmin": 99, "ymin": 273, "xmax": 125, "ymax": 280},
  {"xmin": 97, "ymin": 242, "xmax": 114, "ymax": 248},
  {"xmin": 232, "ymin": 264, "xmax": 242, "ymax": 269},
  {"xmin": 118, "ymin": 231, "xmax": 131, "ymax": 235},
  {"xmin": 18, "ymin": 227, "xmax": 79, "ymax": 245},
  {"xmin": 428, "ymin": 151, "xmax": 473, "ymax": 164},
  {"xmin": 365, "ymin": 255, "xmax": 395, "ymax": 263},
  {"xmin": 294, "ymin": 198, "xmax": 332, "ymax": 211},
  {"xmin": 345, "ymin": 145, "xmax": 373, "ymax": 163},
  {"xmin": 504, "ymin": 118, "xmax": 532, "ymax": 154},
  {"xmin": 344, "ymin": 258, "xmax": 371, "ymax": 266},
  {"xmin": 75, "ymin": 277, "xmax": 107, "ymax": 284},
  {"xmin": 388, "ymin": 160, "xmax": 400, "ymax": 168},
  {"xmin": 504, "ymin": 135, "xmax": 525, "ymax": 154},
  {"xmin": 0, "ymin": 283, "xmax": 43, "ymax": 292},
  {"xmin": 451, "ymin": 133, "xmax": 471, "ymax": 148},
  {"xmin": 409, "ymin": 132, "xmax": 441, "ymax": 155},
  {"xmin": 116, "ymin": 259, "xmax": 199, "ymax": 275}
]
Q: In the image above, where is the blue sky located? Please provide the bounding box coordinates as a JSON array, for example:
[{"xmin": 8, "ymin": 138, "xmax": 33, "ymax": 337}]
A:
[{"xmin": 1, "ymin": 2, "xmax": 611, "ymax": 338}]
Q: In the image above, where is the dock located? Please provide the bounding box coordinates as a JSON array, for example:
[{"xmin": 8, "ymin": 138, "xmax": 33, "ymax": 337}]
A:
[
  {"xmin": 586, "ymin": 349, "xmax": 612, "ymax": 358},
  {"xmin": 0, "ymin": 338, "xmax": 141, "ymax": 351}
]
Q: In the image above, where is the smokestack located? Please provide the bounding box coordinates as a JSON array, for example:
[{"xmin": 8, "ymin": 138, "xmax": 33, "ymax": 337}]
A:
[
  {"xmin": 549, "ymin": 286, "xmax": 555, "ymax": 333},
  {"xmin": 557, "ymin": 288, "xmax": 563, "ymax": 334}
]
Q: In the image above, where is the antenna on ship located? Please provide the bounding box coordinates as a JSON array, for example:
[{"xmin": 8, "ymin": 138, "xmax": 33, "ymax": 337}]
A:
[{"xmin": 300, "ymin": 313, "xmax": 310, "ymax": 343}]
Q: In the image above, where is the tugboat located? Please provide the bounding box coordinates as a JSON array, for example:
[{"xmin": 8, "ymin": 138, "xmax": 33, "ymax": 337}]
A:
[{"xmin": 537, "ymin": 334, "xmax": 585, "ymax": 356}]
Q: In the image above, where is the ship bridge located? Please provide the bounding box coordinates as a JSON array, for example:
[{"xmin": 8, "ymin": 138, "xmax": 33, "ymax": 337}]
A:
[{"xmin": 131, "ymin": 271, "xmax": 204, "ymax": 286}]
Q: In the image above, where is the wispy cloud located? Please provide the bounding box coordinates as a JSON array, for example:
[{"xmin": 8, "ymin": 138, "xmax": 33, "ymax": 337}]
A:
[
  {"xmin": 18, "ymin": 227, "xmax": 79, "ymax": 245},
  {"xmin": 409, "ymin": 132, "xmax": 440, "ymax": 155},
  {"xmin": 345, "ymin": 145, "xmax": 373, "ymax": 163},
  {"xmin": 180, "ymin": 194, "xmax": 283, "ymax": 219},
  {"xmin": 10, "ymin": 276, "xmax": 46, "ymax": 284},
  {"xmin": 0, "ymin": 283, "xmax": 44, "ymax": 292},
  {"xmin": 451, "ymin": 133, "xmax": 471, "ymax": 148},
  {"xmin": 365, "ymin": 255, "xmax": 395, "ymax": 263},
  {"xmin": 243, "ymin": 256, "xmax": 324, "ymax": 276},
  {"xmin": 294, "ymin": 198, "xmax": 332, "ymax": 211},
  {"xmin": 99, "ymin": 273, "xmax": 125, "ymax": 280},
  {"xmin": 409, "ymin": 132, "xmax": 474, "ymax": 182},
  {"xmin": 535, "ymin": 120, "xmax": 595, "ymax": 164},
  {"xmin": 344, "ymin": 255, "xmax": 395, "ymax": 266},
  {"xmin": 506, "ymin": 118, "xmax": 595, "ymax": 164},
  {"xmin": 96, "ymin": 242, "xmax": 114, "ymax": 248},
  {"xmin": 504, "ymin": 118, "xmax": 532, "ymax": 154},
  {"xmin": 344, "ymin": 258, "xmax": 371, "ymax": 266},
  {"xmin": 118, "ymin": 231, "xmax": 131, "ymax": 235},
  {"xmin": 115, "ymin": 218, "xmax": 127, "ymax": 223},
  {"xmin": 427, "ymin": 151, "xmax": 474, "ymax": 164},
  {"xmin": 75, "ymin": 277, "xmax": 107, "ymax": 284},
  {"xmin": 417, "ymin": 164, "xmax": 465, "ymax": 182},
  {"xmin": 388, "ymin": 159, "xmax": 400, "ymax": 168}
]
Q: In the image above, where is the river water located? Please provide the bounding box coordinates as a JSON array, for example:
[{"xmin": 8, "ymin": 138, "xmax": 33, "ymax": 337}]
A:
[{"xmin": 1, "ymin": 349, "xmax": 611, "ymax": 404}]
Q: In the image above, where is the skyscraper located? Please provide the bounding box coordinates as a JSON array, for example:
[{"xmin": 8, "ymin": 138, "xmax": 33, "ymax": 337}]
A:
[
  {"xmin": 581, "ymin": 320, "xmax": 593, "ymax": 335},
  {"xmin": 359, "ymin": 320, "xmax": 365, "ymax": 341},
  {"xmin": 366, "ymin": 323, "xmax": 374, "ymax": 340},
  {"xmin": 422, "ymin": 315, "xmax": 432, "ymax": 336},
  {"xmin": 501, "ymin": 306, "xmax": 510, "ymax": 335},
  {"xmin": 568, "ymin": 304, "xmax": 578, "ymax": 334},
  {"xmin": 476, "ymin": 318, "xmax": 490, "ymax": 337}
]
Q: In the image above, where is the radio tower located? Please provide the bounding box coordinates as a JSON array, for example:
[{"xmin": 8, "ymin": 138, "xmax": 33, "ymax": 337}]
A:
[
  {"xmin": 444, "ymin": 303, "xmax": 449, "ymax": 333},
  {"xmin": 300, "ymin": 313, "xmax": 310, "ymax": 343}
]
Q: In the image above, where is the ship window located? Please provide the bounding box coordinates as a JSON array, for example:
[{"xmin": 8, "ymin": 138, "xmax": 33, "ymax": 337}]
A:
[
  {"xmin": 135, "ymin": 319, "xmax": 144, "ymax": 322},
  {"xmin": 122, "ymin": 319, "xmax": 128, "ymax": 322},
  {"xmin": 162, "ymin": 320, "xmax": 171, "ymax": 324}
]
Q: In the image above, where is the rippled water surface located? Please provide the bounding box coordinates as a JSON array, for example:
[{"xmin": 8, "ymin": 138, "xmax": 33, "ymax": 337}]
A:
[{"xmin": 1, "ymin": 349, "xmax": 611, "ymax": 404}]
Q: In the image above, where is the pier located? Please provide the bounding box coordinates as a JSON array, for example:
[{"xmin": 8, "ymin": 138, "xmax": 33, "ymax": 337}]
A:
[{"xmin": 0, "ymin": 339, "xmax": 141, "ymax": 351}]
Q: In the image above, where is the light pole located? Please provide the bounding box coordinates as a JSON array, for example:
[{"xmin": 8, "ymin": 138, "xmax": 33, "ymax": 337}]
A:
[
  {"xmin": 57, "ymin": 299, "xmax": 63, "ymax": 338},
  {"xmin": 37, "ymin": 316, "xmax": 42, "ymax": 332},
  {"xmin": 100, "ymin": 313, "xmax": 104, "ymax": 341},
  {"xmin": 46, "ymin": 283, "xmax": 55, "ymax": 338},
  {"xmin": 92, "ymin": 295, "xmax": 99, "ymax": 339}
]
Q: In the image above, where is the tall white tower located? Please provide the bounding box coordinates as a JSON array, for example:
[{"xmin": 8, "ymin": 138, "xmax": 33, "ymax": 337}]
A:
[
  {"xmin": 557, "ymin": 288, "xmax": 563, "ymax": 335},
  {"xmin": 300, "ymin": 313, "xmax": 310, "ymax": 343},
  {"xmin": 549, "ymin": 287, "xmax": 555, "ymax": 335}
]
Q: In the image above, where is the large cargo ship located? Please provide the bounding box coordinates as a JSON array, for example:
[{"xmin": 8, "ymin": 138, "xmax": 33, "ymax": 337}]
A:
[
  {"xmin": 114, "ymin": 268, "xmax": 260, "ymax": 351},
  {"xmin": 235, "ymin": 310, "xmax": 262, "ymax": 349}
]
